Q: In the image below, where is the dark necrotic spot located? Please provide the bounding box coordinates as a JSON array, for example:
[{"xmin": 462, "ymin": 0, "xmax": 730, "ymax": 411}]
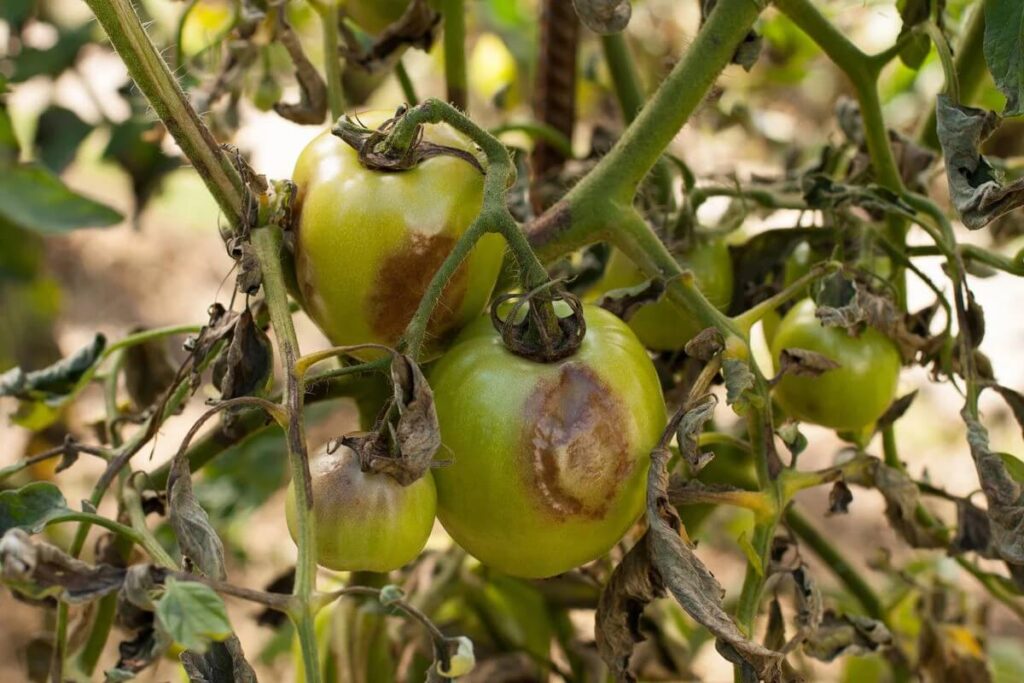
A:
[
  {"xmin": 368, "ymin": 233, "xmax": 469, "ymax": 344},
  {"xmin": 521, "ymin": 363, "xmax": 634, "ymax": 521}
]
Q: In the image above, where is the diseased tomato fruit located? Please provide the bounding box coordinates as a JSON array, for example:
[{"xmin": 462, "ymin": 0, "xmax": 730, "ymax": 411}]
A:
[
  {"xmin": 770, "ymin": 298, "xmax": 900, "ymax": 431},
  {"xmin": 593, "ymin": 240, "xmax": 733, "ymax": 350},
  {"xmin": 285, "ymin": 445, "xmax": 436, "ymax": 572},
  {"xmin": 429, "ymin": 305, "xmax": 667, "ymax": 578},
  {"xmin": 292, "ymin": 111, "xmax": 504, "ymax": 357}
]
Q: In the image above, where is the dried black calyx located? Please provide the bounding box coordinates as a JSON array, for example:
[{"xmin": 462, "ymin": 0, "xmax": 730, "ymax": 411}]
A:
[
  {"xmin": 490, "ymin": 285, "xmax": 586, "ymax": 363},
  {"xmin": 331, "ymin": 109, "xmax": 484, "ymax": 174}
]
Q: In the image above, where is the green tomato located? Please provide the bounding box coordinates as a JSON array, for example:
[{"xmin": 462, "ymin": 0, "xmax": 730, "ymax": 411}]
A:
[
  {"xmin": 770, "ymin": 299, "xmax": 900, "ymax": 431},
  {"xmin": 293, "ymin": 111, "xmax": 504, "ymax": 358},
  {"xmin": 345, "ymin": 0, "xmax": 409, "ymax": 34},
  {"xmin": 593, "ymin": 240, "xmax": 733, "ymax": 351},
  {"xmin": 285, "ymin": 446, "xmax": 437, "ymax": 572},
  {"xmin": 429, "ymin": 305, "xmax": 667, "ymax": 578}
]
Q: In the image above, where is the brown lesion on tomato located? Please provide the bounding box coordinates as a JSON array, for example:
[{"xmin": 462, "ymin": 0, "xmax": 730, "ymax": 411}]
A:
[
  {"xmin": 520, "ymin": 363, "xmax": 634, "ymax": 521},
  {"xmin": 367, "ymin": 232, "xmax": 470, "ymax": 344}
]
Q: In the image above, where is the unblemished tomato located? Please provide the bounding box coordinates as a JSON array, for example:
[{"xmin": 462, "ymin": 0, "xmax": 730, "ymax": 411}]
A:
[
  {"xmin": 770, "ymin": 298, "xmax": 900, "ymax": 431},
  {"xmin": 285, "ymin": 445, "xmax": 437, "ymax": 572},
  {"xmin": 593, "ymin": 240, "xmax": 733, "ymax": 351},
  {"xmin": 345, "ymin": 0, "xmax": 409, "ymax": 34},
  {"xmin": 292, "ymin": 111, "xmax": 504, "ymax": 357},
  {"xmin": 429, "ymin": 305, "xmax": 667, "ymax": 578}
]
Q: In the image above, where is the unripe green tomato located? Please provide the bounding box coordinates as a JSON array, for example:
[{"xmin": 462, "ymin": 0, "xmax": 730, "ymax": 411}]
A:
[
  {"xmin": 285, "ymin": 445, "xmax": 437, "ymax": 572},
  {"xmin": 292, "ymin": 111, "xmax": 504, "ymax": 358},
  {"xmin": 593, "ymin": 240, "xmax": 733, "ymax": 351},
  {"xmin": 429, "ymin": 305, "xmax": 667, "ymax": 578},
  {"xmin": 345, "ymin": 0, "xmax": 409, "ymax": 34},
  {"xmin": 770, "ymin": 299, "xmax": 900, "ymax": 431}
]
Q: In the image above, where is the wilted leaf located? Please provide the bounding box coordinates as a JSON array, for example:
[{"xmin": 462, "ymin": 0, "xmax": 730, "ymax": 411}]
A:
[
  {"xmin": 983, "ymin": 0, "xmax": 1024, "ymax": 117},
  {"xmin": 596, "ymin": 278, "xmax": 666, "ymax": 322},
  {"xmin": 155, "ymin": 578, "xmax": 233, "ymax": 654},
  {"xmin": 346, "ymin": 0, "xmax": 441, "ymax": 71},
  {"xmin": 180, "ymin": 636, "xmax": 257, "ymax": 683},
  {"xmin": 167, "ymin": 450, "xmax": 227, "ymax": 579},
  {"xmin": 273, "ymin": 16, "xmax": 327, "ymax": 124},
  {"xmin": 572, "ymin": 0, "xmax": 631, "ymax": 35},
  {"xmin": 0, "ymin": 528, "xmax": 126, "ymax": 603},
  {"xmin": 801, "ymin": 173, "xmax": 916, "ymax": 218},
  {"xmin": 722, "ymin": 358, "xmax": 756, "ymax": 407},
  {"xmin": 764, "ymin": 599, "xmax": 786, "ymax": 651},
  {"xmin": 952, "ymin": 498, "xmax": 993, "ymax": 555},
  {"xmin": 342, "ymin": 353, "xmax": 440, "ymax": 486},
  {"xmin": 962, "ymin": 411, "xmax": 1024, "ymax": 568},
  {"xmin": 815, "ymin": 282, "xmax": 927, "ymax": 362},
  {"xmin": 936, "ymin": 96, "xmax": 1024, "ymax": 230},
  {"xmin": 0, "ymin": 482, "xmax": 72, "ymax": 536},
  {"xmin": 803, "ymin": 611, "xmax": 891, "ymax": 662},
  {"xmin": 211, "ymin": 307, "xmax": 273, "ymax": 408},
  {"xmin": 828, "ymin": 481, "xmax": 853, "ymax": 515},
  {"xmin": 684, "ymin": 327, "xmax": 725, "ymax": 361},
  {"xmin": 876, "ymin": 391, "xmax": 918, "ymax": 430},
  {"xmin": 701, "ymin": 0, "xmax": 761, "ymax": 70},
  {"xmin": 776, "ymin": 423, "xmax": 807, "ymax": 460},
  {"xmin": 846, "ymin": 457, "xmax": 943, "ymax": 549},
  {"xmin": 675, "ymin": 395, "xmax": 717, "ymax": 473},
  {"xmin": 775, "ymin": 348, "xmax": 840, "ymax": 380}
]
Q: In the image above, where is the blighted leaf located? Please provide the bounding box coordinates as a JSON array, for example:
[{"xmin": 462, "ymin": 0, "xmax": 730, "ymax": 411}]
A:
[
  {"xmin": 232, "ymin": 241, "xmax": 262, "ymax": 295},
  {"xmin": 596, "ymin": 278, "xmax": 666, "ymax": 322},
  {"xmin": 436, "ymin": 636, "xmax": 475, "ymax": 678},
  {"xmin": 180, "ymin": 636, "xmax": 257, "ymax": 683},
  {"xmin": 962, "ymin": 411, "xmax": 1024, "ymax": 566},
  {"xmin": 341, "ymin": 353, "xmax": 440, "ymax": 486},
  {"xmin": 952, "ymin": 499, "xmax": 993, "ymax": 555},
  {"xmin": 775, "ymin": 348, "xmax": 840, "ymax": 380},
  {"xmin": 273, "ymin": 15, "xmax": 327, "ymax": 124},
  {"xmin": 645, "ymin": 447, "xmax": 781, "ymax": 676},
  {"xmin": 776, "ymin": 422, "xmax": 807, "ymax": 459},
  {"xmin": 876, "ymin": 391, "xmax": 917, "ymax": 430},
  {"xmin": 106, "ymin": 624, "xmax": 171, "ymax": 680},
  {"xmin": 983, "ymin": 383, "xmax": 1024, "ymax": 441},
  {"xmin": 0, "ymin": 482, "xmax": 72, "ymax": 536},
  {"xmin": 154, "ymin": 578, "xmax": 233, "ymax": 654},
  {"xmin": 701, "ymin": 0, "xmax": 761, "ymax": 70},
  {"xmin": 675, "ymin": 395, "xmax": 717, "ymax": 473},
  {"xmin": 829, "ymin": 480, "xmax": 853, "ymax": 515},
  {"xmin": 846, "ymin": 457, "xmax": 944, "ymax": 549},
  {"xmin": 124, "ymin": 331, "xmax": 178, "ymax": 411},
  {"xmin": 764, "ymin": 599, "xmax": 786, "ymax": 651},
  {"xmin": 573, "ymin": 0, "xmax": 631, "ymax": 35},
  {"xmin": 815, "ymin": 282, "xmax": 927, "ymax": 362},
  {"xmin": 211, "ymin": 307, "xmax": 273, "ymax": 405},
  {"xmin": 983, "ymin": 0, "xmax": 1024, "ymax": 117},
  {"xmin": 936, "ymin": 96, "xmax": 1024, "ymax": 229},
  {"xmin": 803, "ymin": 611, "xmax": 891, "ymax": 662},
  {"xmin": 595, "ymin": 540, "xmax": 660, "ymax": 682},
  {"xmin": 185, "ymin": 304, "xmax": 239, "ymax": 391},
  {"xmin": 0, "ymin": 528, "xmax": 126, "ymax": 603},
  {"xmin": 345, "ymin": 0, "xmax": 442, "ymax": 71},
  {"xmin": 801, "ymin": 173, "xmax": 916, "ymax": 218},
  {"xmin": 722, "ymin": 358, "xmax": 756, "ymax": 408},
  {"xmin": 167, "ymin": 451, "xmax": 227, "ymax": 579},
  {"xmin": 684, "ymin": 327, "xmax": 725, "ymax": 361},
  {"xmin": 0, "ymin": 164, "xmax": 121, "ymax": 234}
]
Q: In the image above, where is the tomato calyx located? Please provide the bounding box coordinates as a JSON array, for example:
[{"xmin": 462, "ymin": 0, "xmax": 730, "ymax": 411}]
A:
[
  {"xmin": 490, "ymin": 285, "xmax": 587, "ymax": 363},
  {"xmin": 331, "ymin": 110, "xmax": 484, "ymax": 174}
]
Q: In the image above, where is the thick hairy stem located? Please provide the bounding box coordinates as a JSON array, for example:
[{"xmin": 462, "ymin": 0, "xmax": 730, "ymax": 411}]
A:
[
  {"xmin": 250, "ymin": 225, "xmax": 320, "ymax": 683},
  {"xmin": 531, "ymin": 0, "xmax": 579, "ymax": 180},
  {"xmin": 83, "ymin": 0, "xmax": 244, "ymax": 227}
]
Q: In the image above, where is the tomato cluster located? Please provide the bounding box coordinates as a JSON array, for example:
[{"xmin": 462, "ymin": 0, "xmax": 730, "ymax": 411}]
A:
[{"xmin": 287, "ymin": 116, "xmax": 901, "ymax": 577}]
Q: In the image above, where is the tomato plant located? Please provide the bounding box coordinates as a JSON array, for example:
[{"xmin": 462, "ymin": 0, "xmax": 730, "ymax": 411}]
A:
[
  {"xmin": 4, "ymin": 0, "xmax": 1024, "ymax": 682},
  {"xmin": 429, "ymin": 304, "xmax": 666, "ymax": 578}
]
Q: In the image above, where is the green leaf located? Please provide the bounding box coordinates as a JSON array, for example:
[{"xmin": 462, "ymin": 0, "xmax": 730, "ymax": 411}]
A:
[
  {"xmin": 0, "ymin": 0, "xmax": 35, "ymax": 32},
  {"xmin": 997, "ymin": 452, "xmax": 1024, "ymax": 485},
  {"xmin": 155, "ymin": 578, "xmax": 233, "ymax": 654},
  {"xmin": 0, "ymin": 164, "xmax": 121, "ymax": 234},
  {"xmin": 896, "ymin": 0, "xmax": 931, "ymax": 69},
  {"xmin": 34, "ymin": 106, "xmax": 90, "ymax": 174},
  {"xmin": 8, "ymin": 24, "xmax": 93, "ymax": 82},
  {"xmin": 0, "ymin": 482, "xmax": 72, "ymax": 536},
  {"xmin": 983, "ymin": 0, "xmax": 1024, "ymax": 117},
  {"xmin": 0, "ymin": 102, "xmax": 18, "ymax": 165}
]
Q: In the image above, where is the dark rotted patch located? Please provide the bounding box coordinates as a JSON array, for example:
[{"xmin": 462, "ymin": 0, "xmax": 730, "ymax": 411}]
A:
[
  {"xmin": 520, "ymin": 363, "xmax": 634, "ymax": 521},
  {"xmin": 368, "ymin": 232, "xmax": 470, "ymax": 344}
]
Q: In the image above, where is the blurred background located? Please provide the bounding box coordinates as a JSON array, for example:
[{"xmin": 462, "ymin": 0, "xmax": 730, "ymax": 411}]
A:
[{"xmin": 2, "ymin": 0, "xmax": 1024, "ymax": 680}]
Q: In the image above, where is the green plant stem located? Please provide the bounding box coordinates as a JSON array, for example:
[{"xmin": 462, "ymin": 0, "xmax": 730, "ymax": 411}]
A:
[
  {"xmin": 83, "ymin": 0, "xmax": 245, "ymax": 227},
  {"xmin": 440, "ymin": 0, "xmax": 467, "ymax": 110},
  {"xmin": 395, "ymin": 60, "xmax": 419, "ymax": 104},
  {"xmin": 490, "ymin": 122, "xmax": 574, "ymax": 159},
  {"xmin": 601, "ymin": 33, "xmax": 645, "ymax": 122},
  {"xmin": 919, "ymin": 4, "xmax": 987, "ymax": 149},
  {"xmin": 251, "ymin": 224, "xmax": 320, "ymax": 683},
  {"xmin": 317, "ymin": 0, "xmax": 345, "ymax": 120},
  {"xmin": 784, "ymin": 507, "xmax": 884, "ymax": 619},
  {"xmin": 924, "ymin": 21, "xmax": 960, "ymax": 106}
]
